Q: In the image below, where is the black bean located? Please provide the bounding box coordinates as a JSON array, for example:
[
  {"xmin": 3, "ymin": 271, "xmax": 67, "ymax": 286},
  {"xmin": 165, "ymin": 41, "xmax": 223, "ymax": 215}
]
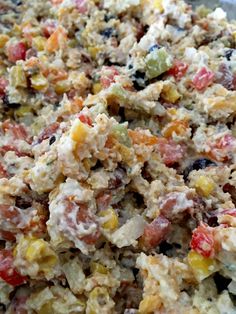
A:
[
  {"xmin": 49, "ymin": 136, "xmax": 56, "ymax": 145},
  {"xmin": 11, "ymin": 0, "xmax": 22, "ymax": 5},
  {"xmin": 2, "ymin": 96, "xmax": 21, "ymax": 109},
  {"xmin": 100, "ymin": 28, "xmax": 116, "ymax": 38},
  {"xmin": 131, "ymin": 70, "xmax": 147, "ymax": 90},
  {"xmin": 183, "ymin": 158, "xmax": 217, "ymax": 181},
  {"xmin": 225, "ymin": 49, "xmax": 235, "ymax": 61},
  {"xmin": 148, "ymin": 44, "xmax": 161, "ymax": 52}
]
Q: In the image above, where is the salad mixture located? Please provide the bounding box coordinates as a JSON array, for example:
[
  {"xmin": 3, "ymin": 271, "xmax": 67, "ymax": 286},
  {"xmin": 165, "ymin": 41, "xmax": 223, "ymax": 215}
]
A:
[{"xmin": 0, "ymin": 0, "xmax": 236, "ymax": 313}]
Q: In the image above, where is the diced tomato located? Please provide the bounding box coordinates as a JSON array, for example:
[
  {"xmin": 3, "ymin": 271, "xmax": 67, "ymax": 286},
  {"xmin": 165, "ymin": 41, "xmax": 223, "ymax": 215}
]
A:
[
  {"xmin": 96, "ymin": 192, "xmax": 112, "ymax": 211},
  {"xmin": 168, "ymin": 60, "xmax": 188, "ymax": 81},
  {"xmin": 208, "ymin": 134, "xmax": 235, "ymax": 162},
  {"xmin": 42, "ymin": 20, "xmax": 57, "ymax": 38},
  {"xmin": 0, "ymin": 249, "xmax": 27, "ymax": 286},
  {"xmin": 76, "ymin": 205, "xmax": 100, "ymax": 245},
  {"xmin": 0, "ymin": 77, "xmax": 8, "ymax": 98},
  {"xmin": 128, "ymin": 130, "xmax": 158, "ymax": 146},
  {"xmin": 0, "ymin": 204, "xmax": 21, "ymax": 222},
  {"xmin": 158, "ymin": 191, "xmax": 194, "ymax": 220},
  {"xmin": 37, "ymin": 122, "xmax": 59, "ymax": 143},
  {"xmin": 156, "ymin": 138, "xmax": 186, "ymax": 166},
  {"xmin": 190, "ymin": 224, "xmax": 215, "ymax": 258},
  {"xmin": 0, "ymin": 163, "xmax": 8, "ymax": 178},
  {"xmin": 215, "ymin": 134, "xmax": 234, "ymax": 150},
  {"xmin": 141, "ymin": 215, "xmax": 171, "ymax": 248},
  {"xmin": 100, "ymin": 66, "xmax": 119, "ymax": 88},
  {"xmin": 65, "ymin": 201, "xmax": 100, "ymax": 245},
  {"xmin": 75, "ymin": 0, "xmax": 88, "ymax": 14},
  {"xmin": 0, "ymin": 145, "xmax": 30, "ymax": 157},
  {"xmin": 2, "ymin": 120, "xmax": 28, "ymax": 140},
  {"xmin": 7, "ymin": 42, "xmax": 27, "ymax": 63},
  {"xmin": 192, "ymin": 67, "xmax": 215, "ymax": 91},
  {"xmin": 77, "ymin": 113, "xmax": 92, "ymax": 126},
  {"xmin": 0, "ymin": 230, "xmax": 15, "ymax": 241}
]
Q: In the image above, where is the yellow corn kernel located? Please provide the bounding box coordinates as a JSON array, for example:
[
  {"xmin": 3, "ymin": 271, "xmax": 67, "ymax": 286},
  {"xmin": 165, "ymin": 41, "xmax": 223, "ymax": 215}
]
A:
[
  {"xmin": 195, "ymin": 176, "xmax": 215, "ymax": 197},
  {"xmin": 92, "ymin": 82, "xmax": 102, "ymax": 94},
  {"xmin": 87, "ymin": 287, "xmax": 112, "ymax": 314},
  {"xmin": 71, "ymin": 120, "xmax": 89, "ymax": 143},
  {"xmin": 68, "ymin": 39, "xmax": 77, "ymax": 48},
  {"xmin": 167, "ymin": 108, "xmax": 177, "ymax": 116},
  {"xmin": 161, "ymin": 84, "xmax": 181, "ymax": 103},
  {"xmin": 153, "ymin": 0, "xmax": 164, "ymax": 13},
  {"xmin": 25, "ymin": 238, "xmax": 58, "ymax": 271},
  {"xmin": 11, "ymin": 24, "xmax": 22, "ymax": 36},
  {"xmin": 54, "ymin": 80, "xmax": 71, "ymax": 94},
  {"xmin": 139, "ymin": 295, "xmax": 162, "ymax": 314},
  {"xmin": 32, "ymin": 36, "xmax": 47, "ymax": 51},
  {"xmin": 15, "ymin": 105, "xmax": 32, "ymax": 117},
  {"xmin": 88, "ymin": 46, "xmax": 100, "ymax": 59},
  {"xmin": 31, "ymin": 73, "xmax": 48, "ymax": 91},
  {"xmin": 38, "ymin": 301, "xmax": 54, "ymax": 314},
  {"xmin": 188, "ymin": 250, "xmax": 218, "ymax": 281},
  {"xmin": 99, "ymin": 208, "xmax": 119, "ymax": 230},
  {"xmin": 0, "ymin": 34, "xmax": 9, "ymax": 48},
  {"xmin": 10, "ymin": 65, "xmax": 27, "ymax": 88},
  {"xmin": 233, "ymin": 32, "xmax": 236, "ymax": 42},
  {"xmin": 90, "ymin": 262, "xmax": 108, "ymax": 274}
]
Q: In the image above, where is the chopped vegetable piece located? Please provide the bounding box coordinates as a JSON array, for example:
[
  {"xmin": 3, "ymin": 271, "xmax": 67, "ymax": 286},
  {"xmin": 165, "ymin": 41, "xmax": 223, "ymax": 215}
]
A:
[
  {"xmin": 71, "ymin": 119, "xmax": 90, "ymax": 143},
  {"xmin": 190, "ymin": 224, "xmax": 215, "ymax": 258},
  {"xmin": 153, "ymin": 0, "xmax": 164, "ymax": 12},
  {"xmin": 128, "ymin": 129, "xmax": 158, "ymax": 146},
  {"xmin": 100, "ymin": 66, "xmax": 119, "ymax": 88},
  {"xmin": 0, "ymin": 249, "xmax": 27, "ymax": 286},
  {"xmin": 141, "ymin": 215, "xmax": 171, "ymax": 248},
  {"xmin": 139, "ymin": 295, "xmax": 162, "ymax": 313},
  {"xmin": 31, "ymin": 73, "xmax": 48, "ymax": 91},
  {"xmin": 0, "ymin": 34, "xmax": 9, "ymax": 49},
  {"xmin": 112, "ymin": 124, "xmax": 131, "ymax": 147},
  {"xmin": 162, "ymin": 120, "xmax": 188, "ymax": 138},
  {"xmin": 32, "ymin": 36, "xmax": 47, "ymax": 51},
  {"xmin": 161, "ymin": 84, "xmax": 181, "ymax": 103},
  {"xmin": 188, "ymin": 250, "xmax": 218, "ymax": 281},
  {"xmin": 7, "ymin": 42, "xmax": 26, "ymax": 63},
  {"xmin": 90, "ymin": 262, "xmax": 108, "ymax": 274},
  {"xmin": 156, "ymin": 138, "xmax": 185, "ymax": 165},
  {"xmin": 10, "ymin": 65, "xmax": 27, "ymax": 88},
  {"xmin": 192, "ymin": 67, "xmax": 215, "ymax": 91},
  {"xmin": 168, "ymin": 60, "xmax": 188, "ymax": 81},
  {"xmin": 46, "ymin": 26, "xmax": 67, "ymax": 52},
  {"xmin": 99, "ymin": 208, "xmax": 119, "ymax": 230},
  {"xmin": 145, "ymin": 47, "xmax": 172, "ymax": 79},
  {"xmin": 194, "ymin": 176, "xmax": 215, "ymax": 197},
  {"xmin": 78, "ymin": 113, "xmax": 93, "ymax": 126}
]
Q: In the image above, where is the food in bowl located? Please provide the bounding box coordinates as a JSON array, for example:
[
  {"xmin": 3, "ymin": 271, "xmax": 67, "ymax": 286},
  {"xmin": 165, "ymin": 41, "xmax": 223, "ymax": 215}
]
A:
[{"xmin": 0, "ymin": 0, "xmax": 236, "ymax": 313}]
